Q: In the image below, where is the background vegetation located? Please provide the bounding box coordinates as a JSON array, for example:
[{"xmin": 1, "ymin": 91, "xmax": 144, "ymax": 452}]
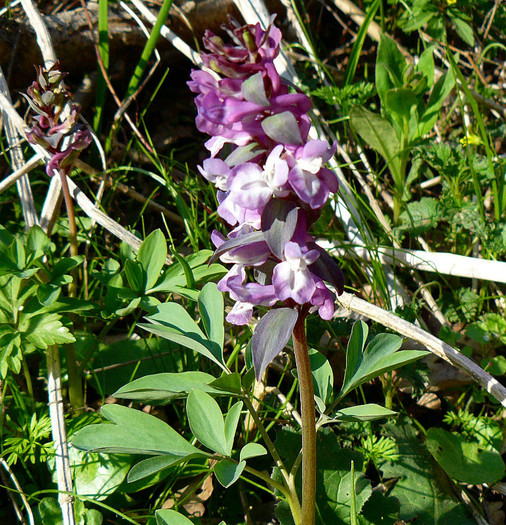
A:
[{"xmin": 0, "ymin": 0, "xmax": 505, "ymax": 523}]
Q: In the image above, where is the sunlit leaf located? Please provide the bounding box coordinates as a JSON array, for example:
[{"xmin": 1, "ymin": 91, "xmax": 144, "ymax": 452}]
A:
[{"xmin": 252, "ymin": 308, "xmax": 298, "ymax": 380}]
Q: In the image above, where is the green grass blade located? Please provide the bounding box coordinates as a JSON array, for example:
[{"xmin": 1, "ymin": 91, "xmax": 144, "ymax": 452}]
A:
[
  {"xmin": 93, "ymin": 0, "xmax": 110, "ymax": 133},
  {"xmin": 444, "ymin": 42, "xmax": 502, "ymax": 219},
  {"xmin": 125, "ymin": 0, "xmax": 173, "ymax": 99},
  {"xmin": 344, "ymin": 0, "xmax": 381, "ymax": 87}
]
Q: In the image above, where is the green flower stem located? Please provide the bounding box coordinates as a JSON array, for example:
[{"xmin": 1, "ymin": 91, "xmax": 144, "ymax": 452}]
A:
[
  {"xmin": 225, "ymin": 340, "xmax": 244, "ymax": 370},
  {"xmin": 242, "ymin": 395, "xmax": 301, "ymax": 521},
  {"xmin": 46, "ymin": 345, "xmax": 75, "ymax": 525},
  {"xmin": 384, "ymin": 371, "xmax": 394, "ymax": 410},
  {"xmin": 242, "ymin": 465, "xmax": 290, "ymax": 500},
  {"xmin": 22, "ymin": 357, "xmax": 35, "ymax": 406},
  {"xmin": 244, "ymin": 465, "xmax": 302, "ymax": 525},
  {"xmin": 59, "ymin": 170, "xmax": 83, "ymax": 411},
  {"xmin": 59, "ymin": 170, "xmax": 79, "ymax": 289},
  {"xmin": 350, "ymin": 460, "xmax": 358, "ymax": 525},
  {"xmin": 292, "ymin": 310, "xmax": 316, "ymax": 525},
  {"xmin": 242, "ymin": 395, "xmax": 289, "ymax": 480}
]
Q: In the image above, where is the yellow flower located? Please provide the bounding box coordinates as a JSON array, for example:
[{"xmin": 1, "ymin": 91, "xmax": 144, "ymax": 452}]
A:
[{"xmin": 460, "ymin": 131, "xmax": 482, "ymax": 146}]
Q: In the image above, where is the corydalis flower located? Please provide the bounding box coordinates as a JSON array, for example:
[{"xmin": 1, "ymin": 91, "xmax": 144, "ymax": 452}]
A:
[
  {"xmin": 188, "ymin": 18, "xmax": 311, "ymax": 152},
  {"xmin": 190, "ymin": 19, "xmax": 343, "ymax": 352},
  {"xmin": 25, "ymin": 62, "xmax": 92, "ymax": 176}
]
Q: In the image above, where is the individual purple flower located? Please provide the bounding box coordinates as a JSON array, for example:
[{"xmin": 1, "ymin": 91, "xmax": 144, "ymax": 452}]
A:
[
  {"xmin": 218, "ymin": 264, "xmax": 277, "ymax": 324},
  {"xmin": 287, "ymin": 140, "xmax": 338, "ymax": 209},
  {"xmin": 228, "ymin": 145, "xmax": 290, "ymax": 210},
  {"xmin": 226, "ymin": 301, "xmax": 255, "ymax": 325},
  {"xmin": 198, "ymin": 158, "xmax": 231, "ymax": 191},
  {"xmin": 272, "ymin": 242, "xmax": 320, "ymax": 304},
  {"xmin": 45, "ymin": 127, "xmax": 92, "ymax": 177},
  {"xmin": 212, "ymin": 227, "xmax": 271, "ymax": 265},
  {"xmin": 309, "ymin": 279, "xmax": 336, "ymax": 320},
  {"xmin": 217, "ymin": 191, "xmax": 262, "ymax": 228}
]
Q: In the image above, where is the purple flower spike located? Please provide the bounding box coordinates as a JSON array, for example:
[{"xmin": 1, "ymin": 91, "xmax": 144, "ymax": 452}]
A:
[
  {"xmin": 190, "ymin": 18, "xmax": 343, "ymax": 335},
  {"xmin": 25, "ymin": 62, "xmax": 91, "ymax": 177}
]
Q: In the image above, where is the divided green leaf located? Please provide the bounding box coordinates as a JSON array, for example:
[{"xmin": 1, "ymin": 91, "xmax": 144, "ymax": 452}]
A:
[
  {"xmin": 198, "ymin": 282, "xmax": 224, "ymax": 350},
  {"xmin": 113, "ymin": 371, "xmax": 220, "ymax": 403},
  {"xmin": 187, "ymin": 389, "xmax": 229, "ymax": 455},
  {"xmin": 71, "ymin": 404, "xmax": 202, "ymax": 457},
  {"xmin": 214, "ymin": 459, "xmax": 245, "ymax": 488},
  {"xmin": 137, "ymin": 229, "xmax": 167, "ymax": 291},
  {"xmin": 339, "ymin": 321, "xmax": 428, "ymax": 400}
]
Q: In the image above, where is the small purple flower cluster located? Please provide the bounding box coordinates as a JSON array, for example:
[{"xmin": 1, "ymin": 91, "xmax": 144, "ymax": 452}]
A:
[
  {"xmin": 25, "ymin": 62, "xmax": 92, "ymax": 176},
  {"xmin": 189, "ymin": 18, "xmax": 343, "ymax": 325}
]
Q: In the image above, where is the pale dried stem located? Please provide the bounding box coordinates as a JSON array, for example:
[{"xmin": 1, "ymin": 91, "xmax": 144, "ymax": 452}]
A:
[
  {"xmin": 0, "ymin": 0, "xmax": 22, "ymax": 16},
  {"xmin": 320, "ymin": 241, "xmax": 506, "ymax": 284},
  {"xmin": 330, "ymin": 0, "xmax": 383, "ymax": 43},
  {"xmin": 40, "ymin": 176, "xmax": 64, "ymax": 234},
  {"xmin": 130, "ymin": 0, "xmax": 203, "ymax": 66},
  {"xmin": 481, "ymin": 0, "xmax": 501, "ymax": 40},
  {"xmin": 0, "ymin": 67, "xmax": 39, "ymax": 228},
  {"xmin": 0, "ymin": 154, "xmax": 44, "ymax": 193},
  {"xmin": 20, "ymin": 0, "xmax": 57, "ymax": 66},
  {"xmin": 265, "ymin": 386, "xmax": 302, "ymax": 427},
  {"xmin": 74, "ymin": 159, "xmax": 184, "ymax": 226},
  {"xmin": 0, "ymin": 458, "xmax": 35, "ymax": 525},
  {"xmin": 419, "ymin": 176, "xmax": 442, "ymax": 190},
  {"xmin": 46, "ymin": 345, "xmax": 76, "ymax": 525}
]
